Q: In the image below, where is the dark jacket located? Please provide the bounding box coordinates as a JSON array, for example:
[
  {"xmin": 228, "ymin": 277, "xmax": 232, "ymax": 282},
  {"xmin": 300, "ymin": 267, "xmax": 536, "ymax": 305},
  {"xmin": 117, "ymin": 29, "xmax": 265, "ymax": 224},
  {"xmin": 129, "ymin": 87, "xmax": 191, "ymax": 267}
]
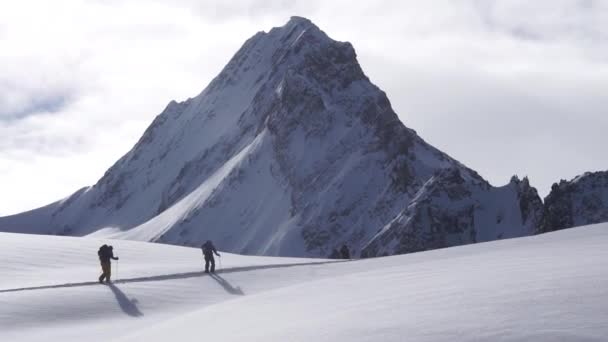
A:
[
  {"xmin": 329, "ymin": 249, "xmax": 340, "ymax": 259},
  {"xmin": 98, "ymin": 245, "xmax": 118, "ymax": 263},
  {"xmin": 340, "ymin": 245, "xmax": 350, "ymax": 259},
  {"xmin": 201, "ymin": 241, "xmax": 220, "ymax": 257}
]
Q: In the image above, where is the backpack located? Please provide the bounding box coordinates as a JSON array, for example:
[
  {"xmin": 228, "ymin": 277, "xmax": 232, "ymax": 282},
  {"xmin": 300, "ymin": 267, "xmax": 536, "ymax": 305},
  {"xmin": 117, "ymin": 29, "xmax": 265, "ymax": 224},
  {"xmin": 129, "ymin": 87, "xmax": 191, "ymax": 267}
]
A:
[
  {"xmin": 98, "ymin": 245, "xmax": 108, "ymax": 258},
  {"xmin": 202, "ymin": 242, "xmax": 214, "ymax": 254}
]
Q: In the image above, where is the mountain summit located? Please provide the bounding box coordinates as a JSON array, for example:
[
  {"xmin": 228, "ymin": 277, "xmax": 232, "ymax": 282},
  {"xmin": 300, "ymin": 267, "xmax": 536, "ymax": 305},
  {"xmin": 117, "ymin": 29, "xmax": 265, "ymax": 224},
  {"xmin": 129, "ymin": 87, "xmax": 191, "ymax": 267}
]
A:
[{"xmin": 0, "ymin": 17, "xmax": 546, "ymax": 257}]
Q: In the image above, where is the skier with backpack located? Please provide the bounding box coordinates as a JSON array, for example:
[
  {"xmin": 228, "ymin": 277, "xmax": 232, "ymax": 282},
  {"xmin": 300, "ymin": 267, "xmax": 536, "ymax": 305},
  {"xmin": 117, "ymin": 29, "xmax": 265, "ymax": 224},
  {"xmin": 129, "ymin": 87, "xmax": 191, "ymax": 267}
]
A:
[
  {"xmin": 340, "ymin": 244, "xmax": 351, "ymax": 259},
  {"xmin": 98, "ymin": 244, "xmax": 119, "ymax": 283},
  {"xmin": 201, "ymin": 240, "xmax": 221, "ymax": 273}
]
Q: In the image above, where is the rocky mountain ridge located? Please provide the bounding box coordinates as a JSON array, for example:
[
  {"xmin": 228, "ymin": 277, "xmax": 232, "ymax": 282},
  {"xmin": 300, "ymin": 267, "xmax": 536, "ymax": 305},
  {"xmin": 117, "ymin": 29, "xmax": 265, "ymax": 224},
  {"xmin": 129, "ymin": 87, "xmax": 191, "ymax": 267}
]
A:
[
  {"xmin": 540, "ymin": 171, "xmax": 608, "ymax": 233},
  {"xmin": 0, "ymin": 17, "xmax": 605, "ymax": 258}
]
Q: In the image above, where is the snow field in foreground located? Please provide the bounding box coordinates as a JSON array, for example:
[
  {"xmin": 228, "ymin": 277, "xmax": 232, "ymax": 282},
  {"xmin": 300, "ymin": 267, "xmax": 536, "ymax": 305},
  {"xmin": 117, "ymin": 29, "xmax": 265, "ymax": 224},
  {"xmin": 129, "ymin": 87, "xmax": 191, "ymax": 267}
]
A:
[{"xmin": 2, "ymin": 223, "xmax": 608, "ymax": 341}]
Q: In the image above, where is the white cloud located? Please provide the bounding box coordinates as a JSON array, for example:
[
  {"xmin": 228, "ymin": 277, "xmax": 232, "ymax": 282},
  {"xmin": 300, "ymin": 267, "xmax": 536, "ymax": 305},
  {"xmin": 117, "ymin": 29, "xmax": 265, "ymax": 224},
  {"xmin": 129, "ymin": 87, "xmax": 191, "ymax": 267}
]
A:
[{"xmin": 0, "ymin": 0, "xmax": 606, "ymax": 215}]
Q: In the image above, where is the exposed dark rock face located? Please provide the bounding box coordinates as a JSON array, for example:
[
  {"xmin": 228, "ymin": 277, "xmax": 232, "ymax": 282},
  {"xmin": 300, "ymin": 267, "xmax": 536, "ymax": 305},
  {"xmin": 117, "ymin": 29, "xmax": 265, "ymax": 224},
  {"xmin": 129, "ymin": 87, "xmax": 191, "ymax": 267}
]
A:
[
  {"xmin": 540, "ymin": 171, "xmax": 608, "ymax": 233},
  {"xmin": 361, "ymin": 170, "xmax": 544, "ymax": 257},
  {"xmin": 513, "ymin": 176, "xmax": 545, "ymax": 232}
]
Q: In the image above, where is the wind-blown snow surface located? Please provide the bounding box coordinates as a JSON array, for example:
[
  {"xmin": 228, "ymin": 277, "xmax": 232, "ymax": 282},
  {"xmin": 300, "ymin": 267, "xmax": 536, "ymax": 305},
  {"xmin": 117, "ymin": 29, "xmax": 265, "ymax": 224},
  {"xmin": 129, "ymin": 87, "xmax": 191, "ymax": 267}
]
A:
[
  {"xmin": 0, "ymin": 16, "xmax": 545, "ymax": 258},
  {"xmin": 2, "ymin": 223, "xmax": 608, "ymax": 341}
]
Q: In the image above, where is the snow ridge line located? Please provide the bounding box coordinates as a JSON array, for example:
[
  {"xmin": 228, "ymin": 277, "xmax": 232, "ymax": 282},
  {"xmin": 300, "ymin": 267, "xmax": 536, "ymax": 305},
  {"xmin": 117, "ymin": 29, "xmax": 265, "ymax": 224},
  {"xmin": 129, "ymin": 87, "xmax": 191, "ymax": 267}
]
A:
[{"xmin": 0, "ymin": 260, "xmax": 346, "ymax": 294}]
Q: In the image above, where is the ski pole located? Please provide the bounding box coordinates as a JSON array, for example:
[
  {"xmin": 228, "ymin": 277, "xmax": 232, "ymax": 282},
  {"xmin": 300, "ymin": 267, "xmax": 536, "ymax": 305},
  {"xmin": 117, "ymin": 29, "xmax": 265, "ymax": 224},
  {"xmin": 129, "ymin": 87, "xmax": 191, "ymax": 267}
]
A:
[
  {"xmin": 218, "ymin": 255, "xmax": 222, "ymax": 271},
  {"xmin": 116, "ymin": 259, "xmax": 119, "ymax": 281}
]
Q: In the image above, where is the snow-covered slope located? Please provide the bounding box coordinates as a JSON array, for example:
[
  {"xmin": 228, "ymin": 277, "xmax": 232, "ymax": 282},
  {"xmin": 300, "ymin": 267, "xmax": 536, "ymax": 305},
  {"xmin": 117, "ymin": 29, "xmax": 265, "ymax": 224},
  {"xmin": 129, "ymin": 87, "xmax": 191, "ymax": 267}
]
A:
[
  {"xmin": 0, "ymin": 232, "xmax": 334, "ymax": 341},
  {"xmin": 362, "ymin": 171, "xmax": 543, "ymax": 256},
  {"xmin": 541, "ymin": 171, "xmax": 608, "ymax": 233},
  {"xmin": 2, "ymin": 223, "xmax": 608, "ymax": 341},
  {"xmin": 0, "ymin": 17, "xmax": 544, "ymax": 257}
]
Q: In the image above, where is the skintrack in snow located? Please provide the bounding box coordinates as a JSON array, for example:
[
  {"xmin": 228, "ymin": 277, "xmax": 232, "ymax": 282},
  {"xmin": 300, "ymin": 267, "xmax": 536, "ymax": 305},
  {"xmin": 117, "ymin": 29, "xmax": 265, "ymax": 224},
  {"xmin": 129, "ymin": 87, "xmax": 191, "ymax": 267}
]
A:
[
  {"xmin": 1, "ymin": 224, "xmax": 608, "ymax": 341},
  {"xmin": 0, "ymin": 17, "xmax": 606, "ymax": 257}
]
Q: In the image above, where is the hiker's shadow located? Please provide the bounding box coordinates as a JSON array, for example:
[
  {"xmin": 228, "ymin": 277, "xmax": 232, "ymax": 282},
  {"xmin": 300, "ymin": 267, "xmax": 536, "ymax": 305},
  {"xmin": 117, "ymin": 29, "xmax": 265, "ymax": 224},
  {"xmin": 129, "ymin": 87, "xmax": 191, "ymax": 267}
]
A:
[
  {"xmin": 209, "ymin": 273, "xmax": 244, "ymax": 295},
  {"xmin": 108, "ymin": 283, "xmax": 144, "ymax": 317}
]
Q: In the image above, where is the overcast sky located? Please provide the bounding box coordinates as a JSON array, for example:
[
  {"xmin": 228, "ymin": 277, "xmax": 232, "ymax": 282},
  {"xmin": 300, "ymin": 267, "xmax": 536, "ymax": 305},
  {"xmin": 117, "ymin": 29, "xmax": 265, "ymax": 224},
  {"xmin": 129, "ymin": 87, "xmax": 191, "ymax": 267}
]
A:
[{"xmin": 1, "ymin": 0, "xmax": 606, "ymax": 216}]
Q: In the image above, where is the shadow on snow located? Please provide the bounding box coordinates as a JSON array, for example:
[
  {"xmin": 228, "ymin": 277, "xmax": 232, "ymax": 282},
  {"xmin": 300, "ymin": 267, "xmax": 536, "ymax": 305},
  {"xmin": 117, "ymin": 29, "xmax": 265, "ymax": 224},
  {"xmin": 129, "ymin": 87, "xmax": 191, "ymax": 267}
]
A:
[
  {"xmin": 209, "ymin": 273, "xmax": 244, "ymax": 295},
  {"xmin": 0, "ymin": 260, "xmax": 345, "ymax": 294},
  {"xmin": 107, "ymin": 283, "xmax": 144, "ymax": 317}
]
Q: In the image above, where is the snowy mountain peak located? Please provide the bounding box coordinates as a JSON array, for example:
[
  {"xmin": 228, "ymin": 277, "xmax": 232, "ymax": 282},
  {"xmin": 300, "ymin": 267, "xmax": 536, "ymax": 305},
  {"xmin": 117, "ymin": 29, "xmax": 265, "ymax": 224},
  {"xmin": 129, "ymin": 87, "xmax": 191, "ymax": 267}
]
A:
[
  {"xmin": 271, "ymin": 16, "xmax": 329, "ymax": 44},
  {"xmin": 285, "ymin": 16, "xmax": 315, "ymax": 28},
  {"xmin": 0, "ymin": 17, "xmax": 592, "ymax": 259}
]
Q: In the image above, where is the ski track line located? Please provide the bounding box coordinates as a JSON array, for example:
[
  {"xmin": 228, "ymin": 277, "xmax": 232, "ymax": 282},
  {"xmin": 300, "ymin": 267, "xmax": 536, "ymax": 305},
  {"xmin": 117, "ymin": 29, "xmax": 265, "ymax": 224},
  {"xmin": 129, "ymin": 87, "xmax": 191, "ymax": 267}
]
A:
[{"xmin": 0, "ymin": 260, "xmax": 347, "ymax": 294}]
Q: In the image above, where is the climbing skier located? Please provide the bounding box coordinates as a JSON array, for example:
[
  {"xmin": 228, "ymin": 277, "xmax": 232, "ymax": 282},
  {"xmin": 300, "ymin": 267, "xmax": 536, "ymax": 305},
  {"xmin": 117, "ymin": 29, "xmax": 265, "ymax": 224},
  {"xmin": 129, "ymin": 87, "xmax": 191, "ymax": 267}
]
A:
[
  {"xmin": 329, "ymin": 248, "xmax": 340, "ymax": 259},
  {"xmin": 201, "ymin": 240, "xmax": 221, "ymax": 273},
  {"xmin": 98, "ymin": 244, "xmax": 119, "ymax": 283},
  {"xmin": 340, "ymin": 244, "xmax": 351, "ymax": 259}
]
